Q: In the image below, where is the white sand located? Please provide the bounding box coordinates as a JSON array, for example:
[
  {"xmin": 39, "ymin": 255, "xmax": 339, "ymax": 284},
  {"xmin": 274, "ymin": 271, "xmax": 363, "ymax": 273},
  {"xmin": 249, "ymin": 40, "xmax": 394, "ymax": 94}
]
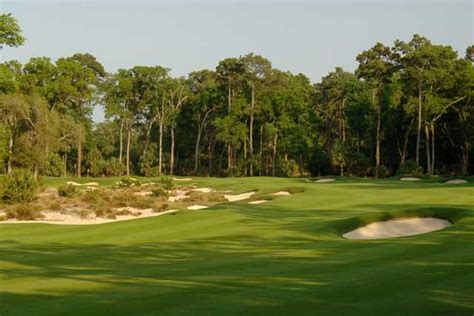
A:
[
  {"xmin": 187, "ymin": 205, "xmax": 208, "ymax": 210},
  {"xmin": 173, "ymin": 177, "xmax": 193, "ymax": 181},
  {"xmin": 248, "ymin": 200, "xmax": 267, "ymax": 205},
  {"xmin": 272, "ymin": 191, "xmax": 291, "ymax": 196},
  {"xmin": 224, "ymin": 191, "xmax": 255, "ymax": 202},
  {"xmin": 133, "ymin": 191, "xmax": 152, "ymax": 196},
  {"xmin": 0, "ymin": 208, "xmax": 180, "ymax": 225},
  {"xmin": 315, "ymin": 178, "xmax": 335, "ymax": 183},
  {"xmin": 343, "ymin": 217, "xmax": 451, "ymax": 240},
  {"xmin": 445, "ymin": 179, "xmax": 468, "ymax": 184},
  {"xmin": 66, "ymin": 181, "xmax": 100, "ymax": 187},
  {"xmin": 168, "ymin": 189, "xmax": 190, "ymax": 202},
  {"xmin": 192, "ymin": 187, "xmax": 213, "ymax": 193},
  {"xmin": 400, "ymin": 177, "xmax": 422, "ymax": 181},
  {"xmin": 140, "ymin": 182, "xmax": 156, "ymax": 187}
]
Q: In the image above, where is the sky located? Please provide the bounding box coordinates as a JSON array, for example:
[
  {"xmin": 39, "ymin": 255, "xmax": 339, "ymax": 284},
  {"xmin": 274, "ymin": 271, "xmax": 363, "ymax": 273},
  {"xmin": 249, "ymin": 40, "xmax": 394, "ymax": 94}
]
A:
[{"xmin": 1, "ymin": 0, "xmax": 472, "ymax": 121}]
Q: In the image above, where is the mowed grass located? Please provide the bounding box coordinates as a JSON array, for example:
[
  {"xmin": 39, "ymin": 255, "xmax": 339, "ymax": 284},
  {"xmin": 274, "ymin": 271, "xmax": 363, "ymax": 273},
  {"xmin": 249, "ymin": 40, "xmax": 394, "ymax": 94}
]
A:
[{"xmin": 1, "ymin": 177, "xmax": 473, "ymax": 315}]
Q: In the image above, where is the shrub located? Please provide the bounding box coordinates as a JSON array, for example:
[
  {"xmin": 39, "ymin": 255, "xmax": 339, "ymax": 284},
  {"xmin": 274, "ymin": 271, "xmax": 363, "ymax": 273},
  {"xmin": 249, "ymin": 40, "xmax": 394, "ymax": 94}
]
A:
[
  {"xmin": 1, "ymin": 169, "xmax": 38, "ymax": 203},
  {"xmin": 159, "ymin": 176, "xmax": 175, "ymax": 190},
  {"xmin": 5, "ymin": 203, "xmax": 42, "ymax": 220},
  {"xmin": 154, "ymin": 203, "xmax": 168, "ymax": 212},
  {"xmin": 397, "ymin": 160, "xmax": 423, "ymax": 177},
  {"xmin": 151, "ymin": 186, "xmax": 169, "ymax": 199},
  {"xmin": 377, "ymin": 165, "xmax": 391, "ymax": 178},
  {"xmin": 187, "ymin": 191, "xmax": 226, "ymax": 202},
  {"xmin": 116, "ymin": 176, "xmax": 141, "ymax": 188},
  {"xmin": 58, "ymin": 183, "xmax": 80, "ymax": 198}
]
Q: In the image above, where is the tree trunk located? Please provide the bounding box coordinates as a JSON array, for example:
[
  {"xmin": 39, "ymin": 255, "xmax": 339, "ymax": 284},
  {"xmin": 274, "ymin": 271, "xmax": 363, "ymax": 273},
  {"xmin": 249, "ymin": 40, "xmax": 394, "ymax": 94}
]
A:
[
  {"xmin": 119, "ymin": 119, "xmax": 124, "ymax": 165},
  {"xmin": 249, "ymin": 86, "xmax": 255, "ymax": 176},
  {"xmin": 374, "ymin": 88, "xmax": 381, "ymax": 178},
  {"xmin": 400, "ymin": 118, "xmax": 414, "ymax": 166},
  {"xmin": 299, "ymin": 154, "xmax": 303, "ymax": 177},
  {"xmin": 227, "ymin": 80, "xmax": 232, "ymax": 171},
  {"xmin": 63, "ymin": 153, "xmax": 67, "ymax": 177},
  {"xmin": 461, "ymin": 142, "xmax": 469, "ymax": 175},
  {"xmin": 170, "ymin": 125, "xmax": 175, "ymax": 175},
  {"xmin": 76, "ymin": 140, "xmax": 82, "ymax": 177},
  {"xmin": 416, "ymin": 83, "xmax": 422, "ymax": 164},
  {"xmin": 194, "ymin": 125, "xmax": 202, "ymax": 173},
  {"xmin": 425, "ymin": 125, "xmax": 431, "ymax": 176},
  {"xmin": 431, "ymin": 123, "xmax": 435, "ymax": 175},
  {"xmin": 259, "ymin": 125, "xmax": 263, "ymax": 176},
  {"xmin": 7, "ymin": 133, "xmax": 13, "ymax": 174},
  {"xmin": 272, "ymin": 134, "xmax": 277, "ymax": 177},
  {"xmin": 126, "ymin": 125, "xmax": 131, "ymax": 176},
  {"xmin": 158, "ymin": 120, "xmax": 163, "ymax": 175}
]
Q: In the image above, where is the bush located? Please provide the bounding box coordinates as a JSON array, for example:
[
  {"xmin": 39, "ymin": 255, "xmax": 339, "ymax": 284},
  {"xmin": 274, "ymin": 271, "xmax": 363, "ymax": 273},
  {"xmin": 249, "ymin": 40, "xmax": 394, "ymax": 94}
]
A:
[
  {"xmin": 397, "ymin": 160, "xmax": 423, "ymax": 177},
  {"xmin": 159, "ymin": 176, "xmax": 175, "ymax": 190},
  {"xmin": 5, "ymin": 203, "xmax": 42, "ymax": 220},
  {"xmin": 151, "ymin": 186, "xmax": 169, "ymax": 199},
  {"xmin": 116, "ymin": 176, "xmax": 141, "ymax": 188},
  {"xmin": 1, "ymin": 169, "xmax": 38, "ymax": 203},
  {"xmin": 58, "ymin": 183, "xmax": 80, "ymax": 198},
  {"xmin": 377, "ymin": 165, "xmax": 391, "ymax": 178}
]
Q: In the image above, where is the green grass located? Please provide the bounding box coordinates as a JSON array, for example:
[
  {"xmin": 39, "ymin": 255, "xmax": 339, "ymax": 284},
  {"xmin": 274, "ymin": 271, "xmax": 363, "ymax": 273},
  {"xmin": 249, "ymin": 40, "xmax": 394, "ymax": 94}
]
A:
[{"xmin": 1, "ymin": 177, "xmax": 473, "ymax": 315}]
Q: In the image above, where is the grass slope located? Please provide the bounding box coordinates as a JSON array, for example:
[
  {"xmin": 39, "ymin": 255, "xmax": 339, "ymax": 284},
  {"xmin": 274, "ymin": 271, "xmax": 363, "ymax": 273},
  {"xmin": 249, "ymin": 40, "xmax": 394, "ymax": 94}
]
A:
[{"xmin": 1, "ymin": 177, "xmax": 473, "ymax": 315}]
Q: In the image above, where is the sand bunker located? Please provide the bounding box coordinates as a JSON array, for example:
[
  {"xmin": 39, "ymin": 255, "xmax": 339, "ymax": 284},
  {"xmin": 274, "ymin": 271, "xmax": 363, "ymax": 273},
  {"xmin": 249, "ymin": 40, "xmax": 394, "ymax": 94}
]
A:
[
  {"xmin": 168, "ymin": 189, "xmax": 190, "ymax": 202},
  {"xmin": 66, "ymin": 181, "xmax": 100, "ymax": 187},
  {"xmin": 248, "ymin": 200, "xmax": 267, "ymax": 205},
  {"xmin": 315, "ymin": 178, "xmax": 335, "ymax": 183},
  {"xmin": 192, "ymin": 187, "xmax": 213, "ymax": 193},
  {"xmin": 0, "ymin": 208, "xmax": 179, "ymax": 225},
  {"xmin": 173, "ymin": 177, "xmax": 192, "ymax": 181},
  {"xmin": 445, "ymin": 179, "xmax": 468, "ymax": 184},
  {"xmin": 224, "ymin": 191, "xmax": 255, "ymax": 202},
  {"xmin": 343, "ymin": 217, "xmax": 451, "ymax": 240},
  {"xmin": 272, "ymin": 191, "xmax": 291, "ymax": 196},
  {"xmin": 400, "ymin": 177, "xmax": 421, "ymax": 181},
  {"xmin": 187, "ymin": 205, "xmax": 208, "ymax": 210}
]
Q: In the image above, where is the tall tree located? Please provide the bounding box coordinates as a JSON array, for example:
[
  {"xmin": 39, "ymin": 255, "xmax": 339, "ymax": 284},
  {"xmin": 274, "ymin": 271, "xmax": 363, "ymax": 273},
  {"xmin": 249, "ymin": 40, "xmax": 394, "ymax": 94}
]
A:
[{"xmin": 356, "ymin": 43, "xmax": 394, "ymax": 177}]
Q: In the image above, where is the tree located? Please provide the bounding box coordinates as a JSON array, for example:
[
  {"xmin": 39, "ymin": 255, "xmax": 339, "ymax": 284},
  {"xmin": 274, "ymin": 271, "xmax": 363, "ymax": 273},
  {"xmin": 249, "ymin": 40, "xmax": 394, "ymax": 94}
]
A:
[
  {"xmin": 356, "ymin": 43, "xmax": 394, "ymax": 177},
  {"xmin": 0, "ymin": 13, "xmax": 25, "ymax": 49}
]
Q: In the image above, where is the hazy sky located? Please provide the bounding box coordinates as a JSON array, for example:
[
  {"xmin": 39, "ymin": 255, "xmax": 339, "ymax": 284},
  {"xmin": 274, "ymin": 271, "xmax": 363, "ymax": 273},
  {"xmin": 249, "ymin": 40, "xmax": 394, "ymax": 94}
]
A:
[{"xmin": 1, "ymin": 0, "xmax": 472, "ymax": 121}]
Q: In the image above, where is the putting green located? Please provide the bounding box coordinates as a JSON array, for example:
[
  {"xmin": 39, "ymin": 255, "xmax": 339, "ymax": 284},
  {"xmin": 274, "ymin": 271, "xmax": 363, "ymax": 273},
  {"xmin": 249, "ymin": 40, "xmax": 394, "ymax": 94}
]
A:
[{"xmin": 1, "ymin": 177, "xmax": 473, "ymax": 315}]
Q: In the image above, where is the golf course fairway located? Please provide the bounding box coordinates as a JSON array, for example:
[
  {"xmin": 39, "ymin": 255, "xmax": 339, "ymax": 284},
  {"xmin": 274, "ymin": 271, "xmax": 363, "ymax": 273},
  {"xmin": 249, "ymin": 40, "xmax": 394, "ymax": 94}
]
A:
[{"xmin": 1, "ymin": 177, "xmax": 473, "ymax": 315}]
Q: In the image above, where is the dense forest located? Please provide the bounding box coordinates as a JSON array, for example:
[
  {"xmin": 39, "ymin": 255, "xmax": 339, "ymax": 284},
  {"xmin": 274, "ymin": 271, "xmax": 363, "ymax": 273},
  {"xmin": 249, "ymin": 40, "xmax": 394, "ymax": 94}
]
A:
[{"xmin": 1, "ymin": 14, "xmax": 473, "ymax": 178}]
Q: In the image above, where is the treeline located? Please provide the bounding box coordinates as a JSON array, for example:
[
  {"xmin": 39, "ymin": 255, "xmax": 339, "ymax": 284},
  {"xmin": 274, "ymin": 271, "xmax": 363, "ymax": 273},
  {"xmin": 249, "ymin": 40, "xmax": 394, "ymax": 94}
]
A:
[{"xmin": 0, "ymin": 14, "xmax": 473, "ymax": 178}]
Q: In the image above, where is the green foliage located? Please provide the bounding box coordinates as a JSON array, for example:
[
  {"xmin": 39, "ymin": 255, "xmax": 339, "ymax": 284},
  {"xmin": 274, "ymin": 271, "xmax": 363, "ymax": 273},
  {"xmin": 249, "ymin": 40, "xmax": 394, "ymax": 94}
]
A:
[
  {"xmin": 151, "ymin": 186, "xmax": 169, "ymax": 199},
  {"xmin": 377, "ymin": 165, "xmax": 391, "ymax": 178},
  {"xmin": 5, "ymin": 203, "xmax": 41, "ymax": 220},
  {"xmin": 57, "ymin": 183, "xmax": 80, "ymax": 198},
  {"xmin": 0, "ymin": 13, "xmax": 25, "ymax": 48},
  {"xmin": 1, "ymin": 169, "xmax": 38, "ymax": 203},
  {"xmin": 397, "ymin": 160, "xmax": 424, "ymax": 177},
  {"xmin": 116, "ymin": 176, "xmax": 141, "ymax": 188},
  {"xmin": 159, "ymin": 176, "xmax": 175, "ymax": 190}
]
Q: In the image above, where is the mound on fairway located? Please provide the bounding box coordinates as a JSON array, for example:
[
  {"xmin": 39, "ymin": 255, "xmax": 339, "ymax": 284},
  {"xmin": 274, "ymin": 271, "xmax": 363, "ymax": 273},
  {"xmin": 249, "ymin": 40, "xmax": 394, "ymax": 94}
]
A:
[
  {"xmin": 445, "ymin": 179, "xmax": 468, "ymax": 184},
  {"xmin": 315, "ymin": 178, "xmax": 335, "ymax": 183},
  {"xmin": 343, "ymin": 217, "xmax": 452, "ymax": 240},
  {"xmin": 272, "ymin": 191, "xmax": 291, "ymax": 196},
  {"xmin": 400, "ymin": 177, "xmax": 422, "ymax": 181},
  {"xmin": 248, "ymin": 199, "xmax": 267, "ymax": 204},
  {"xmin": 224, "ymin": 191, "xmax": 255, "ymax": 201}
]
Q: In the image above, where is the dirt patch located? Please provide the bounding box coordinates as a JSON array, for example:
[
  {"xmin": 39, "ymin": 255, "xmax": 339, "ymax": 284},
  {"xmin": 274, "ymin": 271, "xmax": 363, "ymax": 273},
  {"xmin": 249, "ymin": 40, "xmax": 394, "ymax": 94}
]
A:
[
  {"xmin": 315, "ymin": 178, "xmax": 335, "ymax": 183},
  {"xmin": 272, "ymin": 191, "xmax": 291, "ymax": 196},
  {"xmin": 445, "ymin": 179, "xmax": 468, "ymax": 184},
  {"xmin": 187, "ymin": 205, "xmax": 208, "ymax": 210},
  {"xmin": 343, "ymin": 217, "xmax": 451, "ymax": 240},
  {"xmin": 400, "ymin": 177, "xmax": 421, "ymax": 181},
  {"xmin": 173, "ymin": 177, "xmax": 192, "ymax": 181},
  {"xmin": 0, "ymin": 208, "xmax": 179, "ymax": 225},
  {"xmin": 248, "ymin": 200, "xmax": 267, "ymax": 205},
  {"xmin": 224, "ymin": 192, "xmax": 255, "ymax": 201},
  {"xmin": 192, "ymin": 187, "xmax": 213, "ymax": 193}
]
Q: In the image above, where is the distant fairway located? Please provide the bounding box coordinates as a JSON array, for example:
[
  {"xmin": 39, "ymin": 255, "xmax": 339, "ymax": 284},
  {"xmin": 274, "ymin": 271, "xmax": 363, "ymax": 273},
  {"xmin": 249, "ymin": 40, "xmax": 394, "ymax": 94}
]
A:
[{"xmin": 1, "ymin": 177, "xmax": 473, "ymax": 315}]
